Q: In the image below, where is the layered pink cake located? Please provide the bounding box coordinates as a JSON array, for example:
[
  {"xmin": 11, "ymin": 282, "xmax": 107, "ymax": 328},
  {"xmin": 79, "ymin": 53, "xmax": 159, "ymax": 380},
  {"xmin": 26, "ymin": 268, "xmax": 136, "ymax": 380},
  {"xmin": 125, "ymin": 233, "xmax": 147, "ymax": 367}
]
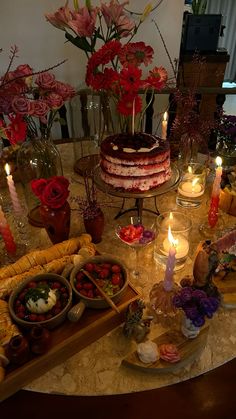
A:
[{"xmin": 100, "ymin": 133, "xmax": 171, "ymax": 192}]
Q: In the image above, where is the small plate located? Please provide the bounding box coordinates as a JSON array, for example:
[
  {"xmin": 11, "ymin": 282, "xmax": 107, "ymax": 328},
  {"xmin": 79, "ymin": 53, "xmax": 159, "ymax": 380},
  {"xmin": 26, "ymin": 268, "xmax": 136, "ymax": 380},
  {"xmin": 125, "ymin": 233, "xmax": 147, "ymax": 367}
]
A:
[{"xmin": 122, "ymin": 327, "xmax": 208, "ymax": 374}]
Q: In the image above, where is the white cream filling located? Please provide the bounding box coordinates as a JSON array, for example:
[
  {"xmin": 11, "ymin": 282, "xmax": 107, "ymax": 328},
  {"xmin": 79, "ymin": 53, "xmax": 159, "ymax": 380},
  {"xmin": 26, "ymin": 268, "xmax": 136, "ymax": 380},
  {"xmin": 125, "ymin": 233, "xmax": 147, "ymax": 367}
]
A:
[{"xmin": 26, "ymin": 288, "xmax": 57, "ymax": 314}]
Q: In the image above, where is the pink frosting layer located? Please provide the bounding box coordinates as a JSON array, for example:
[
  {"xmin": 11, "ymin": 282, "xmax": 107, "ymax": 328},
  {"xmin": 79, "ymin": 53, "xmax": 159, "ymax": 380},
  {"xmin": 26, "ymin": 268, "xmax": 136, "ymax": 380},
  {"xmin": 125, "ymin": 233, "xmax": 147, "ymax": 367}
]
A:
[{"xmin": 100, "ymin": 168, "xmax": 171, "ymax": 192}]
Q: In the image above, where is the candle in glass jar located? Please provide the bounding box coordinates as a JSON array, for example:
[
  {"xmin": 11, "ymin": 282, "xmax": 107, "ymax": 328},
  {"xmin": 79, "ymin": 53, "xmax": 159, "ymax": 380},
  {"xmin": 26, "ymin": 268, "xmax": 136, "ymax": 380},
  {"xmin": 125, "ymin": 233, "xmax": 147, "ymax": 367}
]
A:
[
  {"xmin": 161, "ymin": 111, "xmax": 168, "ymax": 140},
  {"xmin": 163, "ymin": 235, "xmax": 189, "ymax": 259},
  {"xmin": 5, "ymin": 163, "xmax": 24, "ymax": 217},
  {"xmin": 178, "ymin": 178, "xmax": 203, "ymax": 197}
]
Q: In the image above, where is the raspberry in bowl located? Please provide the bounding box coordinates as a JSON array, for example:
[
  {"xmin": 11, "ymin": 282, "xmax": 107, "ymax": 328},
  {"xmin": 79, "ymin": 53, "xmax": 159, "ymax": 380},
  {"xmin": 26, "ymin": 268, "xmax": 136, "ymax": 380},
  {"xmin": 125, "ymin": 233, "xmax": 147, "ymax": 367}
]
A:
[
  {"xmin": 70, "ymin": 255, "xmax": 128, "ymax": 310},
  {"xmin": 9, "ymin": 273, "xmax": 73, "ymax": 329}
]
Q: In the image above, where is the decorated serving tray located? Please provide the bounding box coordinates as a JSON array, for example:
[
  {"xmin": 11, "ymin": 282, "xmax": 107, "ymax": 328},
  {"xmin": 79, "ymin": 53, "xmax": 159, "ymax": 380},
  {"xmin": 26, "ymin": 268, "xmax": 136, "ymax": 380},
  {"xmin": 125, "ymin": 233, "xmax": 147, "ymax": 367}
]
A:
[{"xmin": 0, "ymin": 283, "xmax": 139, "ymax": 402}]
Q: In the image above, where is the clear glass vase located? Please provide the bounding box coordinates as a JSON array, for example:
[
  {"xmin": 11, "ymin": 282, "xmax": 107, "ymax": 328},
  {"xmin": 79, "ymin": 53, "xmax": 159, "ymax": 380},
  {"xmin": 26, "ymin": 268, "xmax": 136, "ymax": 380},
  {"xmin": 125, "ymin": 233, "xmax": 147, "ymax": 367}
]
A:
[
  {"xmin": 17, "ymin": 135, "xmax": 63, "ymax": 226},
  {"xmin": 178, "ymin": 133, "xmax": 209, "ymax": 166}
]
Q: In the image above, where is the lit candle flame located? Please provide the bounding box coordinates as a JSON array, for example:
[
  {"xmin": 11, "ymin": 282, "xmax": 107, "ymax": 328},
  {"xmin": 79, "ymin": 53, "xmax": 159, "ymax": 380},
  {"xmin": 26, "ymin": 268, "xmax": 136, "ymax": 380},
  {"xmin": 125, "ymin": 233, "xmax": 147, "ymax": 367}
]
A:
[
  {"xmin": 169, "ymin": 211, "xmax": 173, "ymax": 221},
  {"xmin": 163, "ymin": 111, "xmax": 168, "ymax": 122},
  {"xmin": 215, "ymin": 156, "xmax": 222, "ymax": 167},
  {"xmin": 4, "ymin": 163, "xmax": 11, "ymax": 176},
  {"xmin": 188, "ymin": 166, "xmax": 193, "ymax": 174},
  {"xmin": 168, "ymin": 225, "xmax": 178, "ymax": 247}
]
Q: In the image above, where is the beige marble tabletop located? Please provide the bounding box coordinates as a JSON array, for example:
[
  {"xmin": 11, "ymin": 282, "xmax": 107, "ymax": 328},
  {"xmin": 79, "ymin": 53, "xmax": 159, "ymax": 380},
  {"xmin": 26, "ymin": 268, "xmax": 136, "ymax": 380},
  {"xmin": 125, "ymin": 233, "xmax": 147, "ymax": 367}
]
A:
[{"xmin": 4, "ymin": 143, "xmax": 236, "ymax": 396}]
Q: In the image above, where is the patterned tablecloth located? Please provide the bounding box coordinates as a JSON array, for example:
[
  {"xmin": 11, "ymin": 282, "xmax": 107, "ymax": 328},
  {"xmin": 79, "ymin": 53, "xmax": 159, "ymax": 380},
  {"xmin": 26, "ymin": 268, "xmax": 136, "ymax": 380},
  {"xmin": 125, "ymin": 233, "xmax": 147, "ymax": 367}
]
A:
[{"xmin": 5, "ymin": 143, "xmax": 236, "ymax": 396}]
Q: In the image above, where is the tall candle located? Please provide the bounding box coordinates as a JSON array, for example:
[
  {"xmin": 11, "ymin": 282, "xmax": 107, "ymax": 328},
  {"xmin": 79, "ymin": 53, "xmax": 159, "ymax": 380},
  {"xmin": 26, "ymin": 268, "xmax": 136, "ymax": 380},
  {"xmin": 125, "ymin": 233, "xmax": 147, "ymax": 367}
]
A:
[
  {"xmin": 208, "ymin": 156, "xmax": 222, "ymax": 228},
  {"xmin": 161, "ymin": 111, "xmax": 168, "ymax": 140},
  {"xmin": 0, "ymin": 205, "xmax": 17, "ymax": 254},
  {"xmin": 5, "ymin": 163, "xmax": 24, "ymax": 217},
  {"xmin": 163, "ymin": 226, "xmax": 177, "ymax": 291}
]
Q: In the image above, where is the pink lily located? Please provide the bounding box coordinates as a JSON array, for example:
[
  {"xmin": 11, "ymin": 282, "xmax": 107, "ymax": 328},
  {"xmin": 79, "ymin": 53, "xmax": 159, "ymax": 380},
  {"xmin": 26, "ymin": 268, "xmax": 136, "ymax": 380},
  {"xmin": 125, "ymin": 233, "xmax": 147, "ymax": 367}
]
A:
[
  {"xmin": 68, "ymin": 7, "xmax": 98, "ymax": 38},
  {"xmin": 45, "ymin": 1, "xmax": 72, "ymax": 30},
  {"xmin": 101, "ymin": 0, "xmax": 129, "ymax": 27}
]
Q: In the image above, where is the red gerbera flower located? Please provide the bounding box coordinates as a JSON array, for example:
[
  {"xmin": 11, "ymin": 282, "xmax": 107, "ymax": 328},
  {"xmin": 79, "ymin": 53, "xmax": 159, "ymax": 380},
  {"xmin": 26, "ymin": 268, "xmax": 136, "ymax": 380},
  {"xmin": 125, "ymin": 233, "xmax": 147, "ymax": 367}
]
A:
[
  {"xmin": 5, "ymin": 113, "xmax": 27, "ymax": 145},
  {"xmin": 118, "ymin": 42, "xmax": 154, "ymax": 67},
  {"xmin": 117, "ymin": 94, "xmax": 142, "ymax": 116},
  {"xmin": 145, "ymin": 66, "xmax": 168, "ymax": 90},
  {"xmin": 119, "ymin": 65, "xmax": 142, "ymax": 93}
]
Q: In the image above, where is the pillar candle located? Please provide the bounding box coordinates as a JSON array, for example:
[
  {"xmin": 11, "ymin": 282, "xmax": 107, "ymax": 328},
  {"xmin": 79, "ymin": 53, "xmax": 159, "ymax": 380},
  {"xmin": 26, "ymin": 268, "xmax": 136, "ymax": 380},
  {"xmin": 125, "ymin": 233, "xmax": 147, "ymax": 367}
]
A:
[
  {"xmin": 5, "ymin": 163, "xmax": 24, "ymax": 217},
  {"xmin": 0, "ymin": 205, "xmax": 17, "ymax": 254},
  {"xmin": 208, "ymin": 156, "xmax": 222, "ymax": 228},
  {"xmin": 163, "ymin": 226, "xmax": 177, "ymax": 291},
  {"xmin": 161, "ymin": 111, "xmax": 168, "ymax": 140}
]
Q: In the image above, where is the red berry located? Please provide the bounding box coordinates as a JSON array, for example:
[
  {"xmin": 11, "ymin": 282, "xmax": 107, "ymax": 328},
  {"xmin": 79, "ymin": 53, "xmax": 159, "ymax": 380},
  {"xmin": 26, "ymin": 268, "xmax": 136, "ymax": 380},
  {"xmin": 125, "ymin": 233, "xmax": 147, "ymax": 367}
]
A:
[
  {"xmin": 111, "ymin": 264, "xmax": 121, "ymax": 273},
  {"xmin": 79, "ymin": 289, "xmax": 88, "ymax": 297},
  {"xmin": 28, "ymin": 313, "xmax": 38, "ymax": 322},
  {"xmin": 27, "ymin": 281, "xmax": 37, "ymax": 288},
  {"xmin": 84, "ymin": 282, "xmax": 93, "ymax": 290},
  {"xmin": 37, "ymin": 314, "xmax": 46, "ymax": 322},
  {"xmin": 102, "ymin": 263, "xmax": 111, "ymax": 269},
  {"xmin": 17, "ymin": 312, "xmax": 25, "ymax": 319},
  {"xmin": 99, "ymin": 269, "xmax": 109, "ymax": 279},
  {"xmin": 76, "ymin": 282, "xmax": 83, "ymax": 290},
  {"xmin": 84, "ymin": 263, "xmax": 94, "ymax": 272},
  {"xmin": 93, "ymin": 264, "xmax": 102, "ymax": 273},
  {"xmin": 111, "ymin": 273, "xmax": 122, "ymax": 286},
  {"xmin": 76, "ymin": 271, "xmax": 85, "ymax": 281},
  {"xmin": 87, "ymin": 290, "xmax": 94, "ymax": 299},
  {"xmin": 18, "ymin": 291, "xmax": 27, "ymax": 301},
  {"xmin": 51, "ymin": 281, "xmax": 61, "ymax": 289}
]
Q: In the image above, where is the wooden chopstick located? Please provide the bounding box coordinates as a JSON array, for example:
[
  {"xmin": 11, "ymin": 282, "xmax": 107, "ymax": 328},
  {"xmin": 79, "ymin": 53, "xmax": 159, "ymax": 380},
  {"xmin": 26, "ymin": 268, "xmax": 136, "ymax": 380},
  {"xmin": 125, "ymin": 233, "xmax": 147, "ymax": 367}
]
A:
[{"xmin": 81, "ymin": 269, "xmax": 120, "ymax": 314}]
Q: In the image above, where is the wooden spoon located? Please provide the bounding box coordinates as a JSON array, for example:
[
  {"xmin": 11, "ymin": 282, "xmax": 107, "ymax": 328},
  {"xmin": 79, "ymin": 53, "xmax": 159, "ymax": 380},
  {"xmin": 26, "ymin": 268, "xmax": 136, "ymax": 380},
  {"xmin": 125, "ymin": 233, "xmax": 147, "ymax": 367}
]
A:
[{"xmin": 81, "ymin": 269, "xmax": 120, "ymax": 314}]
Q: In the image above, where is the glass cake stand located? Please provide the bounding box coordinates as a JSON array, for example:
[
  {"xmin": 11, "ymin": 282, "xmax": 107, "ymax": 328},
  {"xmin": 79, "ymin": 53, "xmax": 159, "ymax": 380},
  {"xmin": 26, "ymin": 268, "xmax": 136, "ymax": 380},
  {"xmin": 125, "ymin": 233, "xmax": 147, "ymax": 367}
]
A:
[{"xmin": 94, "ymin": 163, "xmax": 180, "ymax": 219}]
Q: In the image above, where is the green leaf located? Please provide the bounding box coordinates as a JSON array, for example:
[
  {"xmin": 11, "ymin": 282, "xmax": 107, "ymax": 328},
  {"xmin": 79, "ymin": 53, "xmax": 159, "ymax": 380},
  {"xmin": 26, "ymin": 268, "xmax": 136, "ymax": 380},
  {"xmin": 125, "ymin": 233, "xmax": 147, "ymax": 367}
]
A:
[{"xmin": 65, "ymin": 32, "xmax": 93, "ymax": 52}]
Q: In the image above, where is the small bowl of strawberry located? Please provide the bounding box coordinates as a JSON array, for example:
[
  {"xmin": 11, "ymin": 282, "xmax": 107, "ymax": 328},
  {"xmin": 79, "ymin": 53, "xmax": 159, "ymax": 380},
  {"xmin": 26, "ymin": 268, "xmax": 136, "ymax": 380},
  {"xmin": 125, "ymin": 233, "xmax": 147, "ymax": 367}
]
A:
[
  {"xmin": 9, "ymin": 273, "xmax": 73, "ymax": 330},
  {"xmin": 70, "ymin": 255, "xmax": 128, "ymax": 310}
]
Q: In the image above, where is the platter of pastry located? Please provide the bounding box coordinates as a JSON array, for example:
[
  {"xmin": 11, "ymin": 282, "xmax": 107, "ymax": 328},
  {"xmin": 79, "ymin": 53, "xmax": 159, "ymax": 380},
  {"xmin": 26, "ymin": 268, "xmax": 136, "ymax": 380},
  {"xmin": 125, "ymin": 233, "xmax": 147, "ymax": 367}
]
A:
[
  {"xmin": 0, "ymin": 234, "xmax": 139, "ymax": 402},
  {"xmin": 122, "ymin": 327, "xmax": 209, "ymax": 374}
]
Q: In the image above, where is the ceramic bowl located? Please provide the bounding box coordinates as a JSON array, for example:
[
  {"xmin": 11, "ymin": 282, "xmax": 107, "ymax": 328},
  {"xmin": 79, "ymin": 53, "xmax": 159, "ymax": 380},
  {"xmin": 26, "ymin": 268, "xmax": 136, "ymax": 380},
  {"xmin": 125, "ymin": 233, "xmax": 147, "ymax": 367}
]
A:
[
  {"xmin": 9, "ymin": 273, "xmax": 73, "ymax": 330},
  {"xmin": 70, "ymin": 255, "xmax": 128, "ymax": 309}
]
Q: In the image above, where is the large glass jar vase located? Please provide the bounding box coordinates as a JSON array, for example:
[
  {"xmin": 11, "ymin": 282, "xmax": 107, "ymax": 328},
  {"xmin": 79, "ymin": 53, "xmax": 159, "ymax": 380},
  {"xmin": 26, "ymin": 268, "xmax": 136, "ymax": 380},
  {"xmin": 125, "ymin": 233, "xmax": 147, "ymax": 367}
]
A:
[{"xmin": 17, "ymin": 136, "xmax": 63, "ymax": 226}]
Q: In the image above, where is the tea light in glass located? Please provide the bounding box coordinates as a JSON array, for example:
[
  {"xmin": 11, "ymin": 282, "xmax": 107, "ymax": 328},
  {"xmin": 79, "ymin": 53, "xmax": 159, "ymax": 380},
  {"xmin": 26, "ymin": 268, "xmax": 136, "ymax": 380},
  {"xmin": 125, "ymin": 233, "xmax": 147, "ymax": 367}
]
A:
[
  {"xmin": 177, "ymin": 164, "xmax": 206, "ymax": 208},
  {"xmin": 154, "ymin": 211, "xmax": 192, "ymax": 270}
]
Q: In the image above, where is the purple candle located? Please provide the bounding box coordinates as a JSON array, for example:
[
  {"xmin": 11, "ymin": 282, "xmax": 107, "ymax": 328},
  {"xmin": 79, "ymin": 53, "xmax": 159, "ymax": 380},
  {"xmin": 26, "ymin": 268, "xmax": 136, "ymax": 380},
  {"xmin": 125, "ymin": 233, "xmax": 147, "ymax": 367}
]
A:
[{"xmin": 163, "ymin": 226, "xmax": 177, "ymax": 291}]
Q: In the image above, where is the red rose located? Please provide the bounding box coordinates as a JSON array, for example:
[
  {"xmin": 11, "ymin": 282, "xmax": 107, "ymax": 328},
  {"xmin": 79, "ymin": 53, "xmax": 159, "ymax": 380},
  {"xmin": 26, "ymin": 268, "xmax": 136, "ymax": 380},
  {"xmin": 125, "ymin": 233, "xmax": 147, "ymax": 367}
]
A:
[
  {"xmin": 40, "ymin": 176, "xmax": 69, "ymax": 208},
  {"xmin": 15, "ymin": 64, "xmax": 33, "ymax": 77},
  {"xmin": 31, "ymin": 179, "xmax": 48, "ymax": 198}
]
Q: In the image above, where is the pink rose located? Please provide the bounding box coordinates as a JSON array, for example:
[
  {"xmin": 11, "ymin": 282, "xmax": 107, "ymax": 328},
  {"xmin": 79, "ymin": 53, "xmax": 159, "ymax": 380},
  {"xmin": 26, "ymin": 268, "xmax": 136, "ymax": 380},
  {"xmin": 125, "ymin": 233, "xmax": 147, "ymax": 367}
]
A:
[
  {"xmin": 32, "ymin": 100, "xmax": 49, "ymax": 118},
  {"xmin": 46, "ymin": 92, "xmax": 64, "ymax": 109},
  {"xmin": 54, "ymin": 81, "xmax": 75, "ymax": 100},
  {"xmin": 11, "ymin": 96, "xmax": 32, "ymax": 115},
  {"xmin": 35, "ymin": 72, "xmax": 56, "ymax": 90},
  {"xmin": 15, "ymin": 64, "xmax": 33, "ymax": 77}
]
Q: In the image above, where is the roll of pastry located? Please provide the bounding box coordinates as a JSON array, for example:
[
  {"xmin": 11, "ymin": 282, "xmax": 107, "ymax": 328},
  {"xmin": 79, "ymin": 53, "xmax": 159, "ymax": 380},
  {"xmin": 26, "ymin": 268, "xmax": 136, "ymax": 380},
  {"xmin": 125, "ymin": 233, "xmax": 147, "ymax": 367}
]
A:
[
  {"xmin": 0, "ymin": 300, "xmax": 20, "ymax": 347},
  {"xmin": 0, "ymin": 235, "xmax": 92, "ymax": 281},
  {"xmin": 0, "ymin": 255, "xmax": 76, "ymax": 299}
]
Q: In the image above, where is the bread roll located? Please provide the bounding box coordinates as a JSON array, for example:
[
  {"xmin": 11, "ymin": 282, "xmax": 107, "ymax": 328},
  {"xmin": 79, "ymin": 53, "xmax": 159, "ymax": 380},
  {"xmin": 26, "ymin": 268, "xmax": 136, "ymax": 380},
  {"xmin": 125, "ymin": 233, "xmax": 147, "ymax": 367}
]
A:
[
  {"xmin": 0, "ymin": 300, "xmax": 20, "ymax": 346},
  {"xmin": 0, "ymin": 236, "xmax": 91, "ymax": 281}
]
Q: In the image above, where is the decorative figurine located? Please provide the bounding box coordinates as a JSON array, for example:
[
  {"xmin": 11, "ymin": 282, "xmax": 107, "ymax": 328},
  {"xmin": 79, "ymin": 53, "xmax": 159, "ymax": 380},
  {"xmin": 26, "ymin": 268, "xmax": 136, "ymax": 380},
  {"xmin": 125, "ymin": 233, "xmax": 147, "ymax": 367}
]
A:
[{"xmin": 123, "ymin": 300, "xmax": 153, "ymax": 343}]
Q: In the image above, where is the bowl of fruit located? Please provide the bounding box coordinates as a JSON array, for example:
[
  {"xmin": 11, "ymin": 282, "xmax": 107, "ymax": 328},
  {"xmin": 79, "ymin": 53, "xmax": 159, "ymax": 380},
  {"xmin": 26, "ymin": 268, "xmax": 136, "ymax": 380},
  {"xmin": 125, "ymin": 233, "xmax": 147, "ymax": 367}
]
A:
[
  {"xmin": 9, "ymin": 273, "xmax": 73, "ymax": 329},
  {"xmin": 70, "ymin": 255, "xmax": 128, "ymax": 313}
]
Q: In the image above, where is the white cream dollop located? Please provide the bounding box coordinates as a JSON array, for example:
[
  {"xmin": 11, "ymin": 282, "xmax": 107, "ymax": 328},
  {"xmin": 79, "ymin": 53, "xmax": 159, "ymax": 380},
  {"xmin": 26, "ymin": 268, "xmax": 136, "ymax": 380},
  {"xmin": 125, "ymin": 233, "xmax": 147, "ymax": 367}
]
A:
[
  {"xmin": 26, "ymin": 288, "xmax": 57, "ymax": 314},
  {"xmin": 137, "ymin": 341, "xmax": 159, "ymax": 364}
]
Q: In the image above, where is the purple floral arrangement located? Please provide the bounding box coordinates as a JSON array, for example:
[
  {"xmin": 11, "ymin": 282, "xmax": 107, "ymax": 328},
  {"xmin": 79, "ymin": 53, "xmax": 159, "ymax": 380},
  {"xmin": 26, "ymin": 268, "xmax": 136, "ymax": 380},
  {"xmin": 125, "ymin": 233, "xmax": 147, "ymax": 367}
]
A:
[
  {"xmin": 173, "ymin": 287, "xmax": 219, "ymax": 327},
  {"xmin": 217, "ymin": 114, "xmax": 236, "ymax": 144}
]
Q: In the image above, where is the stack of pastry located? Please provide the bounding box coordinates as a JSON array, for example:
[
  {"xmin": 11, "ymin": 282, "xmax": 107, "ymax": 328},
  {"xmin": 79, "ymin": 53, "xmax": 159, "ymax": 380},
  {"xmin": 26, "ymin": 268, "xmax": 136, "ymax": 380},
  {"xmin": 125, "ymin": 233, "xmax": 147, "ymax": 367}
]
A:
[
  {"xmin": 0, "ymin": 234, "xmax": 96, "ymax": 299},
  {"xmin": 0, "ymin": 300, "xmax": 20, "ymax": 382}
]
